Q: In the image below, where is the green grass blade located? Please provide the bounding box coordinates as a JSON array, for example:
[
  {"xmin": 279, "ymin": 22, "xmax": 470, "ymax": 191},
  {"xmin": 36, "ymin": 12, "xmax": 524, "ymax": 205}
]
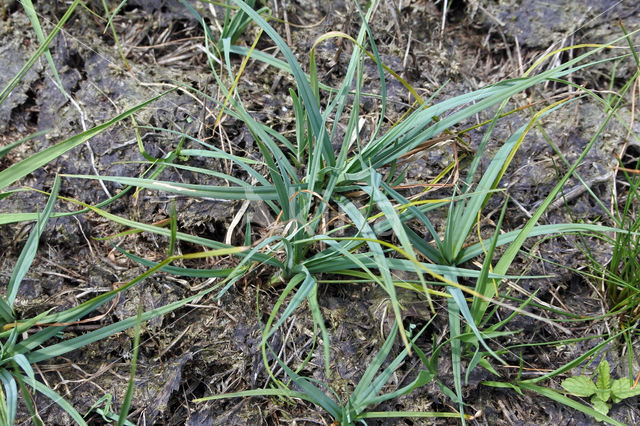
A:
[
  {"xmin": 122, "ymin": 160, "xmax": 256, "ymax": 187},
  {"xmin": 18, "ymin": 246, "xmax": 247, "ymax": 333},
  {"xmin": 21, "ymin": 376, "xmax": 88, "ymax": 426},
  {"xmin": 193, "ymin": 387, "xmax": 312, "ymax": 403},
  {"xmin": 15, "ymin": 373, "xmax": 42, "ymax": 426},
  {"xmin": 335, "ymin": 196, "xmax": 409, "ymax": 349},
  {"xmin": 360, "ymin": 410, "xmax": 470, "ymax": 419},
  {"xmin": 486, "ymin": 69, "xmax": 640, "ymax": 321},
  {"xmin": 0, "ymin": 90, "xmax": 172, "ymax": 190},
  {"xmin": 52, "ymin": 196, "xmax": 279, "ymax": 266},
  {"xmin": 352, "ymin": 323, "xmax": 431, "ymax": 412},
  {"xmin": 11, "ymin": 354, "xmax": 35, "ymax": 389},
  {"xmin": 63, "ymin": 174, "xmax": 286, "ymax": 201},
  {"xmin": 6, "ymin": 175, "xmax": 60, "ymax": 310},
  {"xmin": 14, "ymin": 373, "xmax": 41, "ymax": 426},
  {"xmin": 103, "ymin": 0, "xmax": 128, "ymax": 31},
  {"xmin": 227, "ymin": 45, "xmax": 350, "ymax": 95},
  {"xmin": 21, "ymin": 0, "xmax": 68, "ymax": 99},
  {"xmin": 447, "ymin": 297, "xmax": 464, "ymax": 422},
  {"xmin": 26, "ymin": 270, "xmax": 248, "ymax": 364},
  {"xmin": 470, "ymin": 196, "xmax": 509, "ymax": 322},
  {"xmin": 0, "ymin": 158, "xmax": 176, "ymax": 226},
  {"xmin": 353, "ymin": 1, "xmax": 386, "ymax": 141},
  {"xmin": 379, "ymin": 182, "xmax": 445, "ymax": 259},
  {"xmin": 168, "ymin": 200, "xmax": 177, "ymax": 257},
  {"xmin": 0, "ymin": 0, "xmax": 79, "ymax": 105},
  {"xmin": 372, "ymin": 178, "xmax": 432, "ymax": 311},
  {"xmin": 271, "ymin": 348, "xmax": 342, "ymax": 418},
  {"xmin": 260, "ymin": 272, "xmax": 308, "ymax": 343},
  {"xmin": 101, "ymin": 0, "xmax": 131, "ymax": 70},
  {"xmin": 230, "ymin": 0, "xmax": 334, "ymax": 167},
  {"xmin": 0, "ymin": 299, "xmax": 13, "ymax": 325},
  {"xmin": 447, "ymin": 98, "xmax": 574, "ymax": 263},
  {"xmin": 448, "ymin": 287, "xmax": 504, "ymax": 364},
  {"xmin": 350, "ymin": 323, "xmax": 399, "ymax": 411},
  {"xmin": 367, "ymin": 370, "xmax": 433, "ymax": 408},
  {"xmin": 459, "ymin": 223, "xmax": 640, "ymax": 264},
  {"xmin": 0, "ymin": 370, "xmax": 16, "ymax": 425},
  {"xmin": 307, "ymin": 284, "xmax": 331, "ymax": 376},
  {"xmin": 517, "ymin": 382, "xmax": 624, "ymax": 426},
  {"xmin": 13, "ymin": 326, "xmax": 63, "ymax": 357},
  {"xmin": 0, "ymin": 129, "xmax": 49, "ymax": 160},
  {"xmin": 117, "ymin": 302, "xmax": 142, "ymax": 426},
  {"xmin": 115, "ymin": 247, "xmax": 238, "ymax": 278}
]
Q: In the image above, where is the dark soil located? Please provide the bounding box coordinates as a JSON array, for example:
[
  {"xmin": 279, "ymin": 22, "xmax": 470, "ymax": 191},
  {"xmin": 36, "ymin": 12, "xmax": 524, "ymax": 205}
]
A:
[{"xmin": 0, "ymin": 1, "xmax": 639, "ymax": 425}]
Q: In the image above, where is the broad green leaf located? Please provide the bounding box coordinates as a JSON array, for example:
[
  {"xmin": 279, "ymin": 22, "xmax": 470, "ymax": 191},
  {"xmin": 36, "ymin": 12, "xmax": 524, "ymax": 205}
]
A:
[
  {"xmin": 611, "ymin": 378, "xmax": 640, "ymax": 402},
  {"xmin": 591, "ymin": 397, "xmax": 610, "ymax": 415},
  {"xmin": 562, "ymin": 376, "xmax": 597, "ymax": 397}
]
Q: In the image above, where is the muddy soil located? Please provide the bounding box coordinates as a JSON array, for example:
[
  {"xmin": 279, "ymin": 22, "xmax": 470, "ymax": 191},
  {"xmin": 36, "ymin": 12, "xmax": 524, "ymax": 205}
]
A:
[{"xmin": 0, "ymin": 0, "xmax": 639, "ymax": 425}]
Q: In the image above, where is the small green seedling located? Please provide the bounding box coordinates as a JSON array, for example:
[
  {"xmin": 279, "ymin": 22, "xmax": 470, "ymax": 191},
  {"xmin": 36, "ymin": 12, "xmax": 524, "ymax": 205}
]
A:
[
  {"xmin": 561, "ymin": 359, "xmax": 640, "ymax": 415},
  {"xmin": 85, "ymin": 394, "xmax": 135, "ymax": 426}
]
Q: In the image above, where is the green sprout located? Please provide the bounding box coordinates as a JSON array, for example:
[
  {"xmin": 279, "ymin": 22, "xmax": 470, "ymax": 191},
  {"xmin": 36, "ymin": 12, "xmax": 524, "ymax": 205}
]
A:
[{"xmin": 561, "ymin": 359, "xmax": 640, "ymax": 415}]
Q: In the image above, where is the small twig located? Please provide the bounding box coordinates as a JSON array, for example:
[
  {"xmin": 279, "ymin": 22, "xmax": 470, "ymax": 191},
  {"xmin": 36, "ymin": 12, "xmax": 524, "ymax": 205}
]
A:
[
  {"xmin": 281, "ymin": 0, "xmax": 292, "ymax": 46},
  {"xmin": 402, "ymin": 29, "xmax": 412, "ymax": 71},
  {"xmin": 226, "ymin": 199, "xmax": 251, "ymax": 245},
  {"xmin": 532, "ymin": 170, "xmax": 615, "ymax": 212}
]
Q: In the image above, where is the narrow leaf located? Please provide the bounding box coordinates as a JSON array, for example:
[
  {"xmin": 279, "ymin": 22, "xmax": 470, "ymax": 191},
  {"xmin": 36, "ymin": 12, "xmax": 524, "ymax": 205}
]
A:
[
  {"xmin": 0, "ymin": 90, "xmax": 171, "ymax": 190},
  {"xmin": 6, "ymin": 175, "xmax": 60, "ymax": 309}
]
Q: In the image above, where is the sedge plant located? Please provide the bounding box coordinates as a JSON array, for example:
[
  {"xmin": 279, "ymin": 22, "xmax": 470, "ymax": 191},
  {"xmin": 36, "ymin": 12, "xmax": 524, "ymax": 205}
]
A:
[{"xmin": 59, "ymin": 1, "xmax": 640, "ymax": 423}]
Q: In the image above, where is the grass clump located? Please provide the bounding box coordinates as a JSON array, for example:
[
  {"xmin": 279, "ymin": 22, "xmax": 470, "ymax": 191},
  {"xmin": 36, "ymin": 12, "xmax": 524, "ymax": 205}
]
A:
[
  {"xmin": 84, "ymin": 0, "xmax": 636, "ymax": 422},
  {"xmin": 0, "ymin": 0, "xmax": 639, "ymax": 424}
]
